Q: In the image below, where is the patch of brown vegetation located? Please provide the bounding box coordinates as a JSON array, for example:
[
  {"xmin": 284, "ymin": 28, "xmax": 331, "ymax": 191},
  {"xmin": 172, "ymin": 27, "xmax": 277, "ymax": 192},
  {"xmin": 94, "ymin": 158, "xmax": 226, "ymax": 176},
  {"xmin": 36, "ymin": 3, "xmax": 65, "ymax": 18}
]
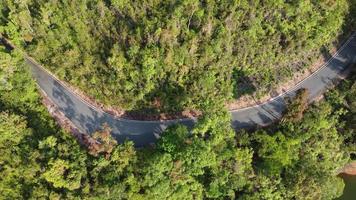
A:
[
  {"xmin": 87, "ymin": 123, "xmax": 117, "ymax": 159},
  {"xmin": 281, "ymin": 88, "xmax": 309, "ymax": 123}
]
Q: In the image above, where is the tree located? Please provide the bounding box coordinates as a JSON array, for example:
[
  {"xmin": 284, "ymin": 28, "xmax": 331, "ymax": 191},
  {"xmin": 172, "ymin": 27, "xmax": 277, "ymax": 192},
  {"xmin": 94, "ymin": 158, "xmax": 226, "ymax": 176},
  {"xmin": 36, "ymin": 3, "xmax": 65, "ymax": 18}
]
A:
[
  {"xmin": 253, "ymin": 131, "xmax": 301, "ymax": 175},
  {"xmin": 87, "ymin": 123, "xmax": 118, "ymax": 158},
  {"xmin": 0, "ymin": 112, "xmax": 36, "ymax": 199},
  {"xmin": 282, "ymin": 88, "xmax": 309, "ymax": 122}
]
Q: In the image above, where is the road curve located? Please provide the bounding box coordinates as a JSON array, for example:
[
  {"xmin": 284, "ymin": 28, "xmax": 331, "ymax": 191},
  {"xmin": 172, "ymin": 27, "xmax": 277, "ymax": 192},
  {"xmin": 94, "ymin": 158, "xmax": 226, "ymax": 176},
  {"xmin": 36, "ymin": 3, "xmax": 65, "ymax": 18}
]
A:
[{"xmin": 28, "ymin": 33, "xmax": 356, "ymax": 147}]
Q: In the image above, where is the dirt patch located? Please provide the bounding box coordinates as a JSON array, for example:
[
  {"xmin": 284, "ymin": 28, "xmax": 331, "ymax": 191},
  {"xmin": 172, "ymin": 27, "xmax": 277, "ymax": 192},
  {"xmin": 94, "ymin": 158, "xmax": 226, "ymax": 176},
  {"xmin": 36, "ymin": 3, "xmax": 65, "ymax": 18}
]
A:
[{"xmin": 338, "ymin": 161, "xmax": 356, "ymax": 175}]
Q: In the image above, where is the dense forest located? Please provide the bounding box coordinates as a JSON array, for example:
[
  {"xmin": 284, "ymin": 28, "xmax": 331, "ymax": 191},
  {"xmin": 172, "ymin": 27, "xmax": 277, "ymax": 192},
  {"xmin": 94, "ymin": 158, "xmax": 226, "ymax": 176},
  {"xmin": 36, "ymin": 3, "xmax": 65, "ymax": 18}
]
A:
[
  {"xmin": 1, "ymin": 40, "xmax": 355, "ymax": 199},
  {"xmin": 1, "ymin": 0, "xmax": 356, "ymax": 199},
  {"xmin": 0, "ymin": 0, "xmax": 352, "ymax": 114}
]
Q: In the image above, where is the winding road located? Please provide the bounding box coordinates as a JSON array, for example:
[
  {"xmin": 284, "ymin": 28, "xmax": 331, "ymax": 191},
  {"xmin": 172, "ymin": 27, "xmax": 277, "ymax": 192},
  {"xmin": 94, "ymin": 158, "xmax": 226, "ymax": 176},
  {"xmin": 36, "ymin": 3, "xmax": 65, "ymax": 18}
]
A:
[{"xmin": 28, "ymin": 33, "xmax": 356, "ymax": 147}]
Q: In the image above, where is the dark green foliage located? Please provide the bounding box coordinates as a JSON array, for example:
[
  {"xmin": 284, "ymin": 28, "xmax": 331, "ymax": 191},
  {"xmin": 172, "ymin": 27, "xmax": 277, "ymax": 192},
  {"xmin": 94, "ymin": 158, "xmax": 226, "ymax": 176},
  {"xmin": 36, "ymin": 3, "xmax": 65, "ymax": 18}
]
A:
[
  {"xmin": 325, "ymin": 68, "xmax": 356, "ymax": 156},
  {"xmin": 0, "ymin": 0, "xmax": 350, "ymax": 114}
]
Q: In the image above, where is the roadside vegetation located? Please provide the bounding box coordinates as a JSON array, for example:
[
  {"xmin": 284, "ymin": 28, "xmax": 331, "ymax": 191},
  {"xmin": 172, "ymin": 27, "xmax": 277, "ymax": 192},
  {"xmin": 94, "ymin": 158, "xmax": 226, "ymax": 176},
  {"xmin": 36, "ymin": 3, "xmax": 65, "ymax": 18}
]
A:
[
  {"xmin": 0, "ymin": 0, "xmax": 351, "ymax": 115},
  {"xmin": 1, "ymin": 40, "xmax": 355, "ymax": 200}
]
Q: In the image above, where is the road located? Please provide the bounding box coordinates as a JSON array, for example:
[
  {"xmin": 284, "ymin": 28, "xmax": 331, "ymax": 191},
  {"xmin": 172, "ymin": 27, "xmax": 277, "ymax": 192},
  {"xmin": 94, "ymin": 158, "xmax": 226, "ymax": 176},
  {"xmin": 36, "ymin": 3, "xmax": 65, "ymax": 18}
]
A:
[{"xmin": 28, "ymin": 33, "xmax": 356, "ymax": 147}]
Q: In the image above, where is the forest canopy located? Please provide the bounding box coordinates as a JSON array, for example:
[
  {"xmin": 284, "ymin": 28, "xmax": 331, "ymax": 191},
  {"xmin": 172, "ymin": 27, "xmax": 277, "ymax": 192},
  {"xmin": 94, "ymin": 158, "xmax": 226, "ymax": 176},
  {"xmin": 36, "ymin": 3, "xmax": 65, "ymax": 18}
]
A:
[
  {"xmin": 1, "ymin": 0, "xmax": 355, "ymax": 199},
  {"xmin": 0, "ymin": 0, "xmax": 350, "ymax": 114}
]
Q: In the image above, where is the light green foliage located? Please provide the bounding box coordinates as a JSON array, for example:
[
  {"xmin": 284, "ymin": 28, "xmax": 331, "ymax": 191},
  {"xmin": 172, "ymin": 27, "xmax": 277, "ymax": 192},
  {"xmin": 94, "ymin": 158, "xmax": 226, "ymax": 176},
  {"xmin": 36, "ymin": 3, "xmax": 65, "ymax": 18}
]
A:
[
  {"xmin": 42, "ymin": 159, "xmax": 82, "ymax": 190},
  {"xmin": 253, "ymin": 131, "xmax": 301, "ymax": 175},
  {"xmin": 0, "ymin": 47, "xmax": 22, "ymax": 91},
  {"xmin": 0, "ymin": 112, "xmax": 36, "ymax": 199},
  {"xmin": 0, "ymin": 111, "xmax": 29, "ymax": 147},
  {"xmin": 241, "ymin": 175, "xmax": 287, "ymax": 200}
]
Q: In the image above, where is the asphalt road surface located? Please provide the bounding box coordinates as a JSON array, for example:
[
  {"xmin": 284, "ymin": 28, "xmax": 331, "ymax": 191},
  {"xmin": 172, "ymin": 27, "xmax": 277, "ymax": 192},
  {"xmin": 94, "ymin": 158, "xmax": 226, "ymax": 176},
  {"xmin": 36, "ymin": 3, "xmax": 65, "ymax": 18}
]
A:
[{"xmin": 28, "ymin": 33, "xmax": 356, "ymax": 147}]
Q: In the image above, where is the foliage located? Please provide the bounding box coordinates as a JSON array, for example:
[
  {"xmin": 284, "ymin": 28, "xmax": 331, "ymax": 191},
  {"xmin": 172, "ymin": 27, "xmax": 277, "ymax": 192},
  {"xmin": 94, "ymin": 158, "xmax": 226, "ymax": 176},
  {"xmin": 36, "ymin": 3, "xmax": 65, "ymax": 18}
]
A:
[
  {"xmin": 138, "ymin": 110, "xmax": 253, "ymax": 199},
  {"xmin": 0, "ymin": 112, "xmax": 34, "ymax": 199},
  {"xmin": 325, "ymin": 68, "xmax": 356, "ymax": 157},
  {"xmin": 237, "ymin": 102, "xmax": 350, "ymax": 200},
  {"xmin": 0, "ymin": 49, "xmax": 352, "ymax": 198}
]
